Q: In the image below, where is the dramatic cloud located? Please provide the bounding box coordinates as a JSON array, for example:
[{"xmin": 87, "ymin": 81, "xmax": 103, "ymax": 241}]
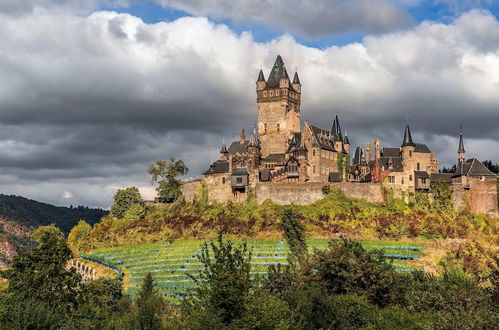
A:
[
  {"xmin": 154, "ymin": 0, "xmax": 413, "ymax": 38},
  {"xmin": 0, "ymin": 7, "xmax": 498, "ymax": 207}
]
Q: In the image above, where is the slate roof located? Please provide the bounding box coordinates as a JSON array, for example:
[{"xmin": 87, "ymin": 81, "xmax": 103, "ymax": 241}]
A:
[
  {"xmin": 431, "ymin": 173, "xmax": 453, "ymax": 183},
  {"xmin": 402, "ymin": 125, "xmax": 416, "ymax": 147},
  {"xmin": 287, "ymin": 132, "xmax": 302, "ymax": 152},
  {"xmin": 309, "ymin": 125, "xmax": 336, "ymax": 151},
  {"xmin": 453, "ymin": 158, "xmax": 497, "ymax": 178},
  {"xmin": 414, "ymin": 170, "xmax": 430, "ymax": 179},
  {"xmin": 381, "ymin": 147, "xmax": 400, "ymax": 158},
  {"xmin": 293, "ymin": 72, "xmax": 301, "ymax": 84},
  {"xmin": 228, "ymin": 140, "xmax": 249, "ymax": 155},
  {"xmin": 331, "ymin": 115, "xmax": 343, "ymax": 142},
  {"xmin": 352, "ymin": 147, "xmax": 367, "ymax": 166},
  {"xmin": 257, "ymin": 69, "xmax": 265, "ymax": 82},
  {"xmin": 203, "ymin": 160, "xmax": 229, "ymax": 175},
  {"xmin": 265, "ymin": 55, "xmax": 289, "ymax": 89},
  {"xmin": 458, "ymin": 131, "xmax": 465, "ymax": 153},
  {"xmin": 379, "ymin": 156, "xmax": 404, "ymax": 172},
  {"xmin": 414, "ymin": 143, "xmax": 431, "ymax": 153},
  {"xmin": 329, "ymin": 172, "xmax": 342, "ymax": 182},
  {"xmin": 263, "ymin": 153, "xmax": 286, "ymax": 162},
  {"xmin": 231, "ymin": 167, "xmax": 249, "ymax": 176}
]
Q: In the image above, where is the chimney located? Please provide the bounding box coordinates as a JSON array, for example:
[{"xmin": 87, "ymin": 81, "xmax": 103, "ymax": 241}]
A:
[{"xmin": 240, "ymin": 128, "xmax": 245, "ymax": 143}]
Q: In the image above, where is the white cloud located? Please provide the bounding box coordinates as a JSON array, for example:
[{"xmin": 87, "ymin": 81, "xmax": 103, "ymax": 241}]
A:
[
  {"xmin": 153, "ymin": 0, "xmax": 413, "ymax": 37},
  {"xmin": 0, "ymin": 9, "xmax": 497, "ymax": 207}
]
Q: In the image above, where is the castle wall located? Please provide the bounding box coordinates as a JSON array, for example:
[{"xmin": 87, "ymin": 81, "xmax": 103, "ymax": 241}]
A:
[
  {"xmin": 255, "ymin": 182, "xmax": 384, "ymax": 205},
  {"xmin": 181, "ymin": 180, "xmax": 202, "ymax": 203},
  {"xmin": 452, "ymin": 177, "xmax": 498, "ymax": 215}
]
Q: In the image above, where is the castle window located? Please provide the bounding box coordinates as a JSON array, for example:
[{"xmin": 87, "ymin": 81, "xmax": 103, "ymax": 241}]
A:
[
  {"xmin": 263, "ymin": 91, "xmax": 267, "ymax": 97},
  {"xmin": 389, "ymin": 176, "xmax": 395, "ymax": 183},
  {"xmin": 417, "ymin": 163, "xmax": 420, "ymax": 170},
  {"xmin": 313, "ymin": 165, "xmax": 316, "ymax": 173},
  {"xmin": 264, "ymin": 123, "xmax": 267, "ymax": 133},
  {"xmin": 277, "ymin": 123, "xmax": 280, "ymax": 132},
  {"xmin": 222, "ymin": 177, "xmax": 226, "ymax": 184},
  {"xmin": 409, "ymin": 175, "xmax": 413, "ymax": 181},
  {"xmin": 421, "ymin": 178, "xmax": 427, "ymax": 184},
  {"xmin": 236, "ymin": 177, "xmax": 242, "ymax": 184},
  {"xmin": 409, "ymin": 151, "xmax": 412, "ymax": 157},
  {"xmin": 313, "ymin": 150, "xmax": 316, "ymax": 157},
  {"xmin": 270, "ymin": 91, "xmax": 273, "ymax": 97},
  {"xmin": 284, "ymin": 90, "xmax": 288, "ymax": 95},
  {"xmin": 401, "ymin": 178, "xmax": 405, "ymax": 184}
]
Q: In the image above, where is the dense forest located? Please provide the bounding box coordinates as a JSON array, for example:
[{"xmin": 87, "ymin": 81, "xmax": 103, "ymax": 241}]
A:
[{"xmin": 0, "ymin": 194, "xmax": 107, "ymax": 267}]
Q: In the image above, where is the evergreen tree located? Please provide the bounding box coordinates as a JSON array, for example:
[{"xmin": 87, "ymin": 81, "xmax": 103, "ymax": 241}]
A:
[
  {"xmin": 282, "ymin": 208, "xmax": 308, "ymax": 263},
  {"xmin": 136, "ymin": 272, "xmax": 164, "ymax": 330}
]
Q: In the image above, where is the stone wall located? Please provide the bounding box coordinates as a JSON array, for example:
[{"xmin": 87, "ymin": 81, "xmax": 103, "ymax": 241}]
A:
[
  {"xmin": 182, "ymin": 180, "xmax": 201, "ymax": 203},
  {"xmin": 255, "ymin": 182, "xmax": 384, "ymax": 205},
  {"xmin": 452, "ymin": 177, "xmax": 498, "ymax": 215}
]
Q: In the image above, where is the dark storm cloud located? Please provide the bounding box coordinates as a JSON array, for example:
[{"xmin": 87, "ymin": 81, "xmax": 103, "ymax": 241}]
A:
[{"xmin": 0, "ymin": 9, "xmax": 497, "ymax": 208}]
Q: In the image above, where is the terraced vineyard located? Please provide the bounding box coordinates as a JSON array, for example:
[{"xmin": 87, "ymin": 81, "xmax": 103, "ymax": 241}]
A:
[{"xmin": 84, "ymin": 239, "xmax": 424, "ymax": 302}]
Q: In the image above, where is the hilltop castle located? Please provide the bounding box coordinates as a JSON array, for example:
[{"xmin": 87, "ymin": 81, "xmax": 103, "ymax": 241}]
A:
[{"xmin": 183, "ymin": 55, "xmax": 497, "ymax": 215}]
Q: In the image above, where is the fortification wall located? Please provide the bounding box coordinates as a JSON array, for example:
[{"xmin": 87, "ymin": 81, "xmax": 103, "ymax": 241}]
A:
[
  {"xmin": 182, "ymin": 180, "xmax": 201, "ymax": 203},
  {"xmin": 255, "ymin": 182, "xmax": 384, "ymax": 205},
  {"xmin": 452, "ymin": 177, "xmax": 498, "ymax": 215}
]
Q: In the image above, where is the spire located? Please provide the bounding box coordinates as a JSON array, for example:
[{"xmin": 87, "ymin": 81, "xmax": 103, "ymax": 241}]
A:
[
  {"xmin": 266, "ymin": 55, "xmax": 288, "ymax": 88},
  {"xmin": 331, "ymin": 115, "xmax": 343, "ymax": 142},
  {"xmin": 220, "ymin": 143, "xmax": 227, "ymax": 154},
  {"xmin": 257, "ymin": 69, "xmax": 265, "ymax": 82},
  {"xmin": 343, "ymin": 129, "xmax": 350, "ymax": 144},
  {"xmin": 401, "ymin": 125, "xmax": 415, "ymax": 147},
  {"xmin": 293, "ymin": 71, "xmax": 301, "ymax": 84},
  {"xmin": 458, "ymin": 127, "xmax": 465, "ymax": 154},
  {"xmin": 248, "ymin": 127, "xmax": 259, "ymax": 148}
]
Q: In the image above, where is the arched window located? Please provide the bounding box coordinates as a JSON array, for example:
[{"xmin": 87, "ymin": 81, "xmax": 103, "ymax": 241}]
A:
[{"xmin": 313, "ymin": 150, "xmax": 316, "ymax": 156}]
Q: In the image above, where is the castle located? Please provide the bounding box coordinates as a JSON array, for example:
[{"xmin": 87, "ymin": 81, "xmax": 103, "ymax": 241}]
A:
[{"xmin": 184, "ymin": 55, "xmax": 498, "ymax": 215}]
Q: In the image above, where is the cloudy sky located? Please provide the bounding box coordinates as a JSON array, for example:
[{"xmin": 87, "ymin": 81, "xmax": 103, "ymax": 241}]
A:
[{"xmin": 0, "ymin": 0, "xmax": 498, "ymax": 208}]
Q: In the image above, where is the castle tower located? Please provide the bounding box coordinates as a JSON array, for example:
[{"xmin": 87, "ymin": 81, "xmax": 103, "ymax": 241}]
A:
[
  {"xmin": 247, "ymin": 128, "xmax": 261, "ymax": 174},
  {"xmin": 365, "ymin": 141, "xmax": 372, "ymax": 163},
  {"xmin": 458, "ymin": 126, "xmax": 465, "ymax": 164},
  {"xmin": 331, "ymin": 115, "xmax": 344, "ymax": 152},
  {"xmin": 257, "ymin": 55, "xmax": 301, "ymax": 157},
  {"xmin": 400, "ymin": 125, "xmax": 416, "ymax": 178}
]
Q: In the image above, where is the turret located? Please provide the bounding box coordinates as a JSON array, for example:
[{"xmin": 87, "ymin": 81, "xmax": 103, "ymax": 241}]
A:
[
  {"xmin": 220, "ymin": 142, "xmax": 228, "ymax": 160},
  {"xmin": 279, "ymin": 66, "xmax": 290, "ymax": 88},
  {"xmin": 458, "ymin": 126, "xmax": 465, "ymax": 164},
  {"xmin": 292, "ymin": 71, "xmax": 301, "ymax": 93},
  {"xmin": 256, "ymin": 69, "xmax": 266, "ymax": 91},
  {"xmin": 343, "ymin": 131, "xmax": 350, "ymax": 154},
  {"xmin": 331, "ymin": 115, "xmax": 344, "ymax": 151}
]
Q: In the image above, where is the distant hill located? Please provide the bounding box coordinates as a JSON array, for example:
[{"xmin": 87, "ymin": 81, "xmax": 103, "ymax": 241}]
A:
[{"xmin": 0, "ymin": 194, "xmax": 108, "ymax": 268}]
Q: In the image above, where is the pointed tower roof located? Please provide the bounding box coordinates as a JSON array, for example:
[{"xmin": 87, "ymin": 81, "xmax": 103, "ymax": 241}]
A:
[
  {"xmin": 266, "ymin": 55, "xmax": 288, "ymax": 88},
  {"xmin": 343, "ymin": 129, "xmax": 350, "ymax": 144},
  {"xmin": 293, "ymin": 71, "xmax": 301, "ymax": 84},
  {"xmin": 257, "ymin": 69, "xmax": 265, "ymax": 82},
  {"xmin": 220, "ymin": 143, "xmax": 228, "ymax": 153},
  {"xmin": 331, "ymin": 115, "xmax": 344, "ymax": 142},
  {"xmin": 401, "ymin": 125, "xmax": 415, "ymax": 147},
  {"xmin": 458, "ymin": 129, "xmax": 465, "ymax": 153}
]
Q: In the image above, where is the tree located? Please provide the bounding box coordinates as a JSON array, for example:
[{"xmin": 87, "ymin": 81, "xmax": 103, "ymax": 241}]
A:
[
  {"xmin": 148, "ymin": 158, "xmax": 188, "ymax": 202},
  {"xmin": 482, "ymin": 160, "xmax": 499, "ymax": 174},
  {"xmin": 192, "ymin": 235, "xmax": 253, "ymax": 325},
  {"xmin": 136, "ymin": 273, "xmax": 164, "ymax": 330},
  {"xmin": 0, "ymin": 225, "xmax": 81, "ymax": 328},
  {"xmin": 111, "ymin": 187, "xmax": 145, "ymax": 219},
  {"xmin": 282, "ymin": 208, "xmax": 307, "ymax": 263},
  {"xmin": 301, "ymin": 238, "xmax": 398, "ymax": 307},
  {"xmin": 67, "ymin": 219, "xmax": 92, "ymax": 253},
  {"xmin": 123, "ymin": 203, "xmax": 146, "ymax": 222}
]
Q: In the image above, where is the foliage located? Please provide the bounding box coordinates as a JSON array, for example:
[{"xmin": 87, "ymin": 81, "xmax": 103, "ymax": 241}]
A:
[
  {"xmin": 148, "ymin": 158, "xmax": 188, "ymax": 202},
  {"xmin": 135, "ymin": 273, "xmax": 165, "ymax": 330},
  {"xmin": 188, "ymin": 235, "xmax": 253, "ymax": 325},
  {"xmin": 301, "ymin": 238, "xmax": 399, "ymax": 306},
  {"xmin": 67, "ymin": 220, "xmax": 92, "ymax": 253},
  {"xmin": 111, "ymin": 187, "xmax": 145, "ymax": 219},
  {"xmin": 0, "ymin": 225, "xmax": 81, "ymax": 328},
  {"xmin": 123, "ymin": 203, "xmax": 146, "ymax": 222},
  {"xmin": 281, "ymin": 208, "xmax": 307, "ymax": 263}
]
